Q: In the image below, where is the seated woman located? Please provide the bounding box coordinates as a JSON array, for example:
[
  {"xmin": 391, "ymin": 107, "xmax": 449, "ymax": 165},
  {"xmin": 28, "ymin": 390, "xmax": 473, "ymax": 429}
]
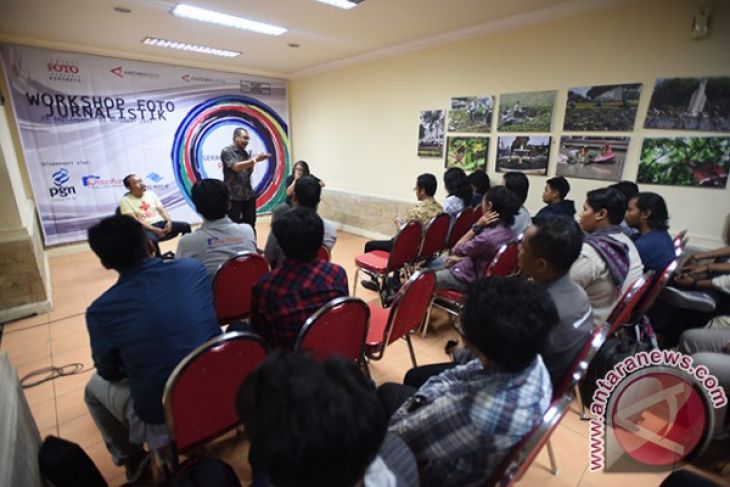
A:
[
  {"xmin": 284, "ymin": 160, "xmax": 324, "ymax": 206},
  {"xmin": 435, "ymin": 186, "xmax": 520, "ymax": 292},
  {"xmin": 468, "ymin": 170, "xmax": 490, "ymax": 208},
  {"xmin": 442, "ymin": 167, "xmax": 472, "ymax": 221},
  {"xmin": 624, "ymin": 192, "xmax": 675, "ymax": 273}
]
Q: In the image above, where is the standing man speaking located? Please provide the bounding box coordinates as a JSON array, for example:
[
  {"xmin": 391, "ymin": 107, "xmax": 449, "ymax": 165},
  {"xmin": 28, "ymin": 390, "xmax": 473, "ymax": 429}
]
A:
[{"xmin": 220, "ymin": 127, "xmax": 270, "ymax": 230}]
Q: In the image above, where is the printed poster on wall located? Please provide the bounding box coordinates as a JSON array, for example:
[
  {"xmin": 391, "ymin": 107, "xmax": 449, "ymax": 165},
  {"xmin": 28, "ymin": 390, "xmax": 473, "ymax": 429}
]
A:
[{"xmin": 0, "ymin": 44, "xmax": 290, "ymax": 245}]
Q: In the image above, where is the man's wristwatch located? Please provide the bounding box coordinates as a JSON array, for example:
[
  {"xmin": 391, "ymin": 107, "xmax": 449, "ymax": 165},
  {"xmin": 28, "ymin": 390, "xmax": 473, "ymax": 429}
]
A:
[{"xmin": 471, "ymin": 223, "xmax": 483, "ymax": 235}]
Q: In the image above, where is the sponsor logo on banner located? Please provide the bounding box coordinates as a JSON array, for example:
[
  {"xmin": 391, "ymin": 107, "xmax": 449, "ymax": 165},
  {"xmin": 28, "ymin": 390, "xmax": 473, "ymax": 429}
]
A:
[
  {"xmin": 46, "ymin": 59, "xmax": 81, "ymax": 83},
  {"xmin": 49, "ymin": 168, "xmax": 76, "ymax": 198},
  {"xmin": 111, "ymin": 66, "xmax": 160, "ymax": 79},
  {"xmin": 146, "ymin": 172, "xmax": 164, "ymax": 183},
  {"xmin": 82, "ymin": 175, "xmax": 123, "ymax": 188},
  {"xmin": 182, "ymin": 73, "xmax": 226, "ymax": 85}
]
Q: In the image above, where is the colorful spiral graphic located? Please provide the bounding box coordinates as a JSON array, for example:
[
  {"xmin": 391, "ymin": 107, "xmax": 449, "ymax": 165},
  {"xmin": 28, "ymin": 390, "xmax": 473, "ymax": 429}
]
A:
[{"xmin": 171, "ymin": 95, "xmax": 290, "ymax": 213}]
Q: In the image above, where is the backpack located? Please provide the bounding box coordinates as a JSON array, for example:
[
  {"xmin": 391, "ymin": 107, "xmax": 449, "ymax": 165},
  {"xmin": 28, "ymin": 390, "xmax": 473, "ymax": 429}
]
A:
[
  {"xmin": 159, "ymin": 457, "xmax": 240, "ymax": 487},
  {"xmin": 38, "ymin": 435, "xmax": 108, "ymax": 487}
]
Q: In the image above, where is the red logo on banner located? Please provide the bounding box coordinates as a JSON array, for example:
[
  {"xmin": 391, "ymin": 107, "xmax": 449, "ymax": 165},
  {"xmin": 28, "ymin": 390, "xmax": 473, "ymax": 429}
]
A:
[
  {"xmin": 111, "ymin": 66, "xmax": 124, "ymax": 78},
  {"xmin": 182, "ymin": 74, "xmax": 191, "ymax": 83}
]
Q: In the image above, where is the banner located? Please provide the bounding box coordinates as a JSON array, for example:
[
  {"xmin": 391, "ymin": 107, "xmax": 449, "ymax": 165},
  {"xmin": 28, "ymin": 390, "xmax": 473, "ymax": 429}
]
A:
[{"xmin": 0, "ymin": 45, "xmax": 290, "ymax": 246}]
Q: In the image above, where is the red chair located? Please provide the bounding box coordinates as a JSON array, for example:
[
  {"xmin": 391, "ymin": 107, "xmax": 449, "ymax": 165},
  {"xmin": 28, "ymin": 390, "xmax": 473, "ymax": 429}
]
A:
[
  {"xmin": 317, "ymin": 245, "xmax": 331, "ymax": 262},
  {"xmin": 673, "ymin": 229, "xmax": 688, "ymax": 256},
  {"xmin": 295, "ymin": 297, "xmax": 370, "ymax": 367},
  {"xmin": 212, "ymin": 252, "xmax": 270, "ymax": 324},
  {"xmin": 445, "ymin": 207, "xmax": 474, "ymax": 250},
  {"xmin": 162, "ymin": 331, "xmax": 269, "ymax": 467},
  {"xmin": 353, "ymin": 220, "xmax": 422, "ymax": 305},
  {"xmin": 635, "ymin": 259, "xmax": 679, "ymax": 319},
  {"xmin": 471, "ymin": 204, "xmax": 483, "ymax": 225},
  {"xmin": 416, "ymin": 213, "xmax": 451, "ymax": 263},
  {"xmin": 604, "ymin": 272, "xmax": 654, "ymax": 336},
  {"xmin": 489, "ymin": 394, "xmax": 573, "ymax": 486},
  {"xmin": 365, "ymin": 270, "xmax": 436, "ymax": 368}
]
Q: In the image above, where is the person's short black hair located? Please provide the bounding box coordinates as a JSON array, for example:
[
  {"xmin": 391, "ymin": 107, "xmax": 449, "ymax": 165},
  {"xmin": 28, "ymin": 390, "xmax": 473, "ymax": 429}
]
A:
[
  {"xmin": 444, "ymin": 167, "xmax": 472, "ymax": 206},
  {"xmin": 191, "ymin": 179, "xmax": 229, "ymax": 220},
  {"xmin": 608, "ymin": 180, "xmax": 639, "ymax": 202},
  {"xmin": 635, "ymin": 192, "xmax": 669, "ymax": 230},
  {"xmin": 88, "ymin": 215, "xmax": 148, "ymax": 271},
  {"xmin": 468, "ymin": 170, "xmax": 490, "ymax": 195},
  {"xmin": 586, "ymin": 187, "xmax": 627, "ymax": 225},
  {"xmin": 233, "ymin": 127, "xmax": 248, "ymax": 140},
  {"xmin": 416, "ymin": 173, "xmax": 437, "ymax": 196},
  {"xmin": 546, "ymin": 176, "xmax": 570, "ymax": 200},
  {"xmin": 461, "ymin": 277, "xmax": 557, "ymax": 372},
  {"xmin": 237, "ymin": 352, "xmax": 386, "ymax": 487},
  {"xmin": 484, "ymin": 186, "xmax": 521, "ymax": 226},
  {"xmin": 294, "ymin": 175, "xmax": 321, "ymax": 209},
  {"xmin": 272, "ymin": 207, "xmax": 323, "ymax": 262},
  {"xmin": 292, "ymin": 160, "xmax": 311, "ymax": 176},
  {"xmin": 122, "ymin": 174, "xmax": 135, "ymax": 189},
  {"xmin": 530, "ymin": 215, "xmax": 584, "ymax": 273},
  {"xmin": 503, "ymin": 172, "xmax": 529, "ymax": 205}
]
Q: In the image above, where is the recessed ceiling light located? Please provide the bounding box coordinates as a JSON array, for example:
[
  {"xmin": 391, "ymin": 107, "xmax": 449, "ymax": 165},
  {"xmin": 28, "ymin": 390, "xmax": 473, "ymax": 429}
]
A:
[
  {"xmin": 171, "ymin": 4, "xmax": 287, "ymax": 36},
  {"xmin": 113, "ymin": 6, "xmax": 131, "ymax": 13},
  {"xmin": 142, "ymin": 37, "xmax": 240, "ymax": 58},
  {"xmin": 315, "ymin": 0, "xmax": 363, "ymax": 10}
]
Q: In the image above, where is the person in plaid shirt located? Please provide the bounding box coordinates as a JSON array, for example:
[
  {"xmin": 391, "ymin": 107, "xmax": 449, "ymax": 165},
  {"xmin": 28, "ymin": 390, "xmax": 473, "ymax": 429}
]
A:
[
  {"xmin": 378, "ymin": 277, "xmax": 555, "ymax": 486},
  {"xmin": 251, "ymin": 207, "xmax": 348, "ymax": 350}
]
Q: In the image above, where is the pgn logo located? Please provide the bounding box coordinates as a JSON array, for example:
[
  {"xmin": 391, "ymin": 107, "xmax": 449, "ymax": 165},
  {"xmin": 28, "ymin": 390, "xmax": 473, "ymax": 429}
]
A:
[{"xmin": 49, "ymin": 168, "xmax": 76, "ymax": 198}]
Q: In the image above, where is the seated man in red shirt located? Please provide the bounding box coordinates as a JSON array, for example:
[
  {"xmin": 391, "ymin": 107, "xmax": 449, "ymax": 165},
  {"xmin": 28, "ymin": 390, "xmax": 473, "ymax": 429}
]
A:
[{"xmin": 251, "ymin": 207, "xmax": 348, "ymax": 350}]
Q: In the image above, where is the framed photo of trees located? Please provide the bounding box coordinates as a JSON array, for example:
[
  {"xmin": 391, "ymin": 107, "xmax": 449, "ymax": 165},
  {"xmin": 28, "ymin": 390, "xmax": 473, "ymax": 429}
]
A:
[{"xmin": 637, "ymin": 137, "xmax": 730, "ymax": 188}]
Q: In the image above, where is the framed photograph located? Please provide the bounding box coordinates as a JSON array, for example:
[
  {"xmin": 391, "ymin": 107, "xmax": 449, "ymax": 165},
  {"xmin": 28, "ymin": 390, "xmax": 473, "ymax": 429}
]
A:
[
  {"xmin": 447, "ymin": 96, "xmax": 493, "ymax": 133},
  {"xmin": 418, "ymin": 110, "xmax": 445, "ymax": 157},
  {"xmin": 445, "ymin": 136, "xmax": 489, "ymax": 171},
  {"xmin": 563, "ymin": 83, "xmax": 642, "ymax": 131},
  {"xmin": 556, "ymin": 136, "xmax": 629, "ymax": 181},
  {"xmin": 644, "ymin": 77, "xmax": 730, "ymax": 131},
  {"xmin": 638, "ymin": 137, "xmax": 730, "ymax": 188},
  {"xmin": 496, "ymin": 136, "xmax": 551, "ymax": 175},
  {"xmin": 498, "ymin": 90, "xmax": 556, "ymax": 132}
]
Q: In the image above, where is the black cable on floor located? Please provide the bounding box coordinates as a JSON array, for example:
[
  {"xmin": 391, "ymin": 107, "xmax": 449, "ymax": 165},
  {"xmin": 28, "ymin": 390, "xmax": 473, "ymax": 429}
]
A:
[{"xmin": 20, "ymin": 363, "xmax": 89, "ymax": 388}]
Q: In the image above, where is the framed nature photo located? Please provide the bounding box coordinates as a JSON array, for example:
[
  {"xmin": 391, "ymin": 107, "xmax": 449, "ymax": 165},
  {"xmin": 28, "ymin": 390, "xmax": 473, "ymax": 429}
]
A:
[
  {"xmin": 418, "ymin": 110, "xmax": 445, "ymax": 157},
  {"xmin": 447, "ymin": 96, "xmax": 493, "ymax": 133},
  {"xmin": 496, "ymin": 136, "xmax": 551, "ymax": 175},
  {"xmin": 556, "ymin": 136, "xmax": 629, "ymax": 181},
  {"xmin": 498, "ymin": 90, "xmax": 556, "ymax": 132},
  {"xmin": 638, "ymin": 137, "xmax": 730, "ymax": 188},
  {"xmin": 445, "ymin": 136, "xmax": 489, "ymax": 171},
  {"xmin": 563, "ymin": 83, "xmax": 642, "ymax": 131},
  {"xmin": 644, "ymin": 76, "xmax": 730, "ymax": 131}
]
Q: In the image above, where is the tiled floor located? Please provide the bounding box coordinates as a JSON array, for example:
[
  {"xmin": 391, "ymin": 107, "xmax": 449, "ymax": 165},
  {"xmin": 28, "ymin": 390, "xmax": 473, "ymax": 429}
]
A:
[{"xmin": 0, "ymin": 223, "xmax": 721, "ymax": 486}]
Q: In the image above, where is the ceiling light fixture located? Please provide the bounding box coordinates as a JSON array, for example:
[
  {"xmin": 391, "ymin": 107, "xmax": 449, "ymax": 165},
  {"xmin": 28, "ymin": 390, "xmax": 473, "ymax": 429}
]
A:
[
  {"xmin": 142, "ymin": 37, "xmax": 240, "ymax": 58},
  {"xmin": 315, "ymin": 0, "xmax": 363, "ymax": 10},
  {"xmin": 171, "ymin": 4, "xmax": 287, "ymax": 36}
]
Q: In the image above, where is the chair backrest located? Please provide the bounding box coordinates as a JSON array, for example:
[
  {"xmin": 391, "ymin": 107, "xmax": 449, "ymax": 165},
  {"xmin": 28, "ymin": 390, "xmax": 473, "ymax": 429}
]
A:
[
  {"xmin": 445, "ymin": 207, "xmax": 474, "ymax": 249},
  {"xmin": 386, "ymin": 220, "xmax": 422, "ymax": 272},
  {"xmin": 485, "ymin": 238, "xmax": 521, "ymax": 277},
  {"xmin": 163, "ymin": 332, "xmax": 269, "ymax": 456},
  {"xmin": 491, "ymin": 394, "xmax": 573, "ymax": 486},
  {"xmin": 381, "ymin": 271, "xmax": 436, "ymax": 349},
  {"xmin": 417, "ymin": 213, "xmax": 451, "ymax": 261},
  {"xmin": 605, "ymin": 272, "xmax": 654, "ymax": 336},
  {"xmin": 673, "ymin": 229, "xmax": 688, "ymax": 254},
  {"xmin": 636, "ymin": 259, "xmax": 679, "ymax": 317},
  {"xmin": 212, "ymin": 252, "xmax": 270, "ymax": 323},
  {"xmin": 472, "ymin": 204, "xmax": 483, "ymax": 225},
  {"xmin": 317, "ymin": 245, "xmax": 331, "ymax": 262},
  {"xmin": 295, "ymin": 297, "xmax": 370, "ymax": 363},
  {"xmin": 553, "ymin": 317, "xmax": 605, "ymax": 399}
]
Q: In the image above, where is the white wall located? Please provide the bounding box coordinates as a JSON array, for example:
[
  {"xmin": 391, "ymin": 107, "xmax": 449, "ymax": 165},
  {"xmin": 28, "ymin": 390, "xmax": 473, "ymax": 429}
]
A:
[{"xmin": 290, "ymin": 0, "xmax": 730, "ymax": 248}]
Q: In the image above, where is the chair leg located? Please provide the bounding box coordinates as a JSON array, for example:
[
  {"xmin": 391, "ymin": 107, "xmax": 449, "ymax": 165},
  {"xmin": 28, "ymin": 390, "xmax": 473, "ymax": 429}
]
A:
[
  {"xmin": 420, "ymin": 299, "xmax": 434, "ymax": 338},
  {"xmin": 404, "ymin": 334, "xmax": 417, "ymax": 368},
  {"xmin": 575, "ymin": 385, "xmax": 591, "ymax": 420},
  {"xmin": 546, "ymin": 440, "xmax": 558, "ymax": 475},
  {"xmin": 353, "ymin": 268, "xmax": 361, "ymax": 297}
]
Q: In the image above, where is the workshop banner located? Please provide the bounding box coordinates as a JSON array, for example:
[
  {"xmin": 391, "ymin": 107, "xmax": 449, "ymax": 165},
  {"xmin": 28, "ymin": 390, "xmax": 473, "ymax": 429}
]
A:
[{"xmin": 0, "ymin": 45, "xmax": 289, "ymax": 245}]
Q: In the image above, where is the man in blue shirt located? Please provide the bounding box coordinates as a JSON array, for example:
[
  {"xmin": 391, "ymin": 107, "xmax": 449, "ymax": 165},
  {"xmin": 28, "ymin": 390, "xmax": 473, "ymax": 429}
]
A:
[
  {"xmin": 84, "ymin": 215, "xmax": 220, "ymax": 483},
  {"xmin": 625, "ymin": 192, "xmax": 676, "ymax": 274}
]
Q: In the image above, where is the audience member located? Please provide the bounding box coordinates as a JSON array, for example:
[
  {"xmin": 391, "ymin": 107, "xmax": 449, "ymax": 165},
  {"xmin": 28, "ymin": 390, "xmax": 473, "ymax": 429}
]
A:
[
  {"xmin": 442, "ymin": 167, "xmax": 472, "ymax": 220},
  {"xmin": 570, "ymin": 188, "xmax": 643, "ymax": 326},
  {"xmin": 518, "ymin": 215, "xmax": 593, "ymax": 387},
  {"xmin": 503, "ymin": 171, "xmax": 532, "ymax": 236},
  {"xmin": 176, "ymin": 179, "xmax": 257, "ymax": 280},
  {"xmin": 609, "ymin": 180, "xmax": 640, "ymax": 237},
  {"xmin": 468, "ymin": 170, "xmax": 490, "ymax": 208},
  {"xmin": 265, "ymin": 175, "xmax": 337, "ymax": 268},
  {"xmin": 434, "ymin": 186, "xmax": 518, "ymax": 292},
  {"xmin": 252, "ymin": 207, "xmax": 348, "ymax": 350},
  {"xmin": 237, "ymin": 352, "xmax": 418, "ymax": 487},
  {"xmin": 535, "ymin": 176, "xmax": 576, "ymax": 219},
  {"xmin": 625, "ymin": 192, "xmax": 675, "ymax": 273},
  {"xmin": 84, "ymin": 215, "xmax": 220, "ymax": 483},
  {"xmin": 284, "ymin": 160, "xmax": 324, "ymax": 206},
  {"xmin": 378, "ymin": 277, "xmax": 555, "ymax": 486},
  {"xmin": 119, "ymin": 174, "xmax": 190, "ymax": 244}
]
